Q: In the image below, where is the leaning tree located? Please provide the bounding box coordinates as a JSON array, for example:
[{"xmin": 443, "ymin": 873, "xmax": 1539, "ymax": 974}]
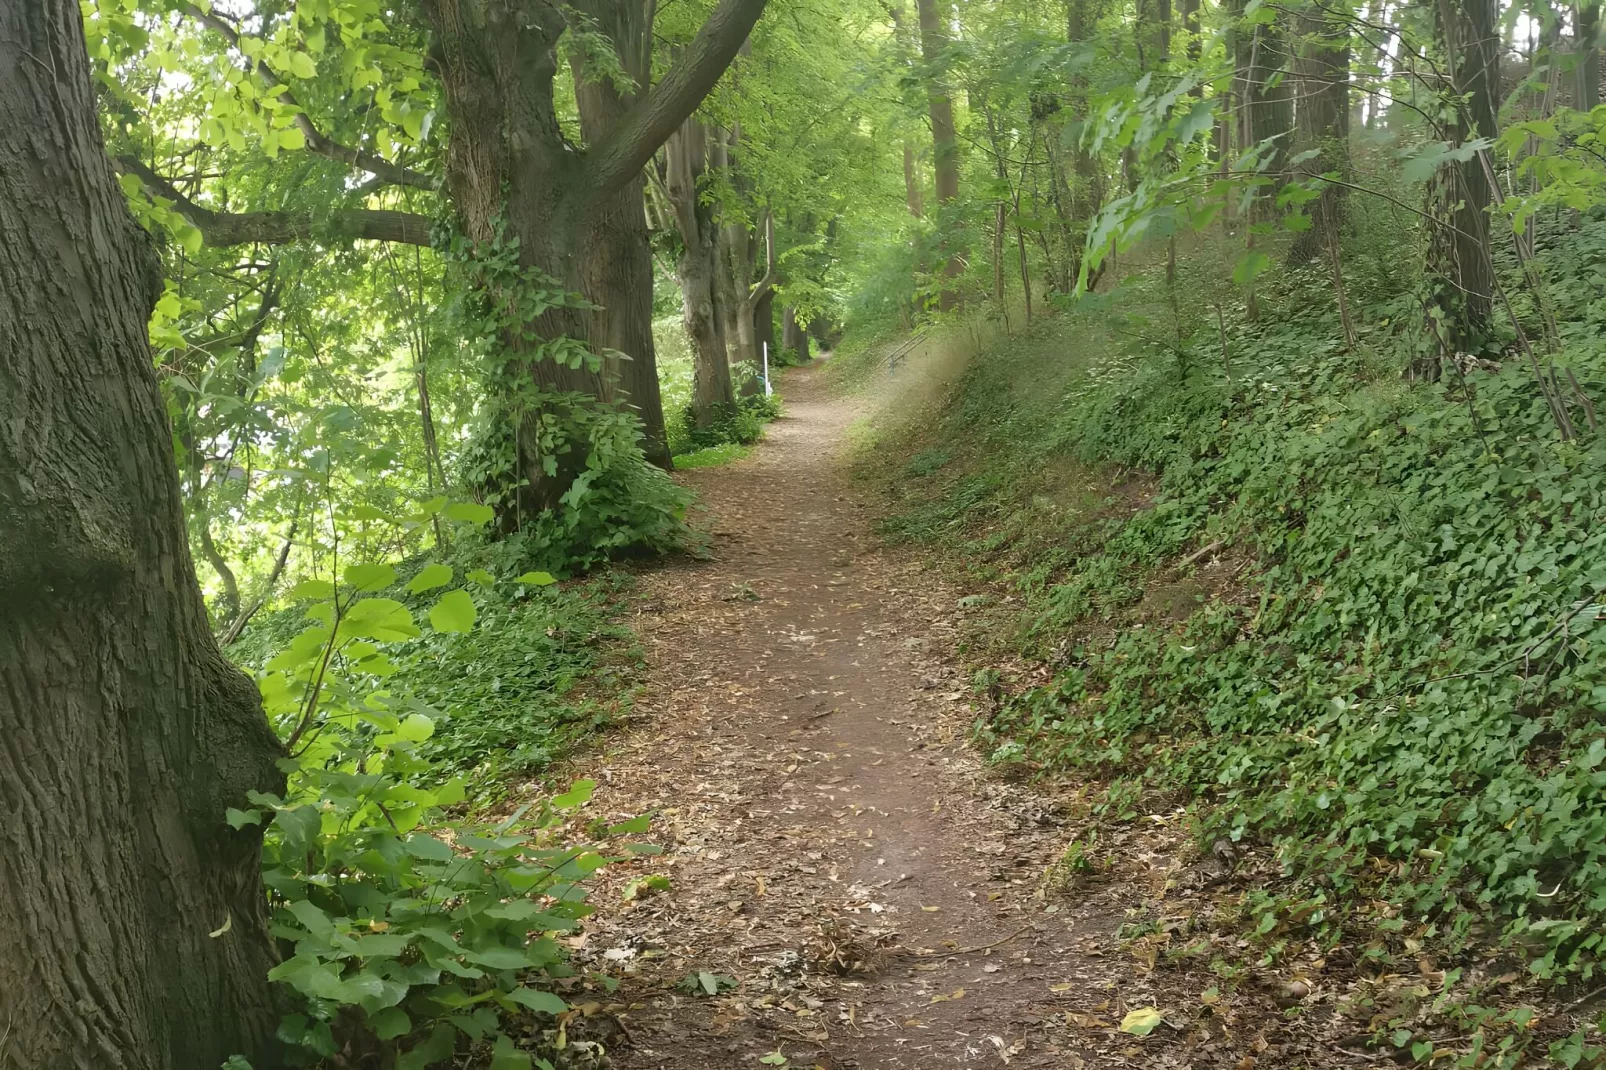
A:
[{"xmin": 0, "ymin": 0, "xmax": 288, "ymax": 1064}]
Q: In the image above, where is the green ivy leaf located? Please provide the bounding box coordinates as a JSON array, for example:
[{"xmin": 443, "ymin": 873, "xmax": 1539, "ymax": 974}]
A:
[{"xmin": 429, "ymin": 590, "xmax": 477, "ymax": 633}]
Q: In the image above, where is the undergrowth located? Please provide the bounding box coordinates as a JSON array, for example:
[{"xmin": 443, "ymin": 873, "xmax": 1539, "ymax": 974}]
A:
[{"xmin": 863, "ymin": 217, "xmax": 1606, "ymax": 1064}]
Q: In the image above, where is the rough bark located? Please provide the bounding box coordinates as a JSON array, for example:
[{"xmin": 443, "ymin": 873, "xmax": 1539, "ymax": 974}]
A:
[
  {"xmin": 1288, "ymin": 5, "xmax": 1351, "ymax": 263},
  {"xmin": 1427, "ymin": 0, "xmax": 1499, "ymax": 358},
  {"xmin": 568, "ymin": 0, "xmax": 671, "ymax": 467},
  {"xmin": 0, "ymin": 1, "xmax": 287, "ymax": 1065},
  {"xmin": 665, "ymin": 115, "xmax": 734, "ymax": 427},
  {"xmin": 917, "ymin": 0, "xmax": 963, "ymax": 310},
  {"xmin": 781, "ymin": 305, "xmax": 811, "ymax": 362},
  {"xmin": 1579, "ymin": 2, "xmax": 1601, "ymax": 109},
  {"xmin": 1066, "ymin": 0, "xmax": 1108, "ymax": 291},
  {"xmin": 1237, "ymin": 6, "xmax": 1294, "ymax": 184}
]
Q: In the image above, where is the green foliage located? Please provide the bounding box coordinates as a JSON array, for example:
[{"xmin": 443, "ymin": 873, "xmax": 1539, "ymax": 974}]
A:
[
  {"xmin": 675, "ymin": 442, "xmax": 756, "ymax": 469},
  {"xmin": 676, "ymin": 392, "xmax": 782, "ymax": 454},
  {"xmin": 238, "ymin": 505, "xmax": 652, "ymax": 1066},
  {"xmin": 875, "ymin": 215, "xmax": 1606, "ymax": 1036}
]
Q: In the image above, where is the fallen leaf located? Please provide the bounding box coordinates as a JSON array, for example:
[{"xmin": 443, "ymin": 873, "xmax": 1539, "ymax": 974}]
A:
[
  {"xmin": 1120, "ymin": 1007, "xmax": 1165, "ymax": 1037},
  {"xmin": 1065, "ymin": 1012, "xmax": 1112, "ymax": 1029},
  {"xmin": 930, "ymin": 987, "xmax": 966, "ymax": 1004}
]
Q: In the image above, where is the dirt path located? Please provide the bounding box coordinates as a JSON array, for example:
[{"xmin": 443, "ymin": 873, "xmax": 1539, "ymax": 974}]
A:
[{"xmin": 570, "ymin": 361, "xmax": 1204, "ymax": 1069}]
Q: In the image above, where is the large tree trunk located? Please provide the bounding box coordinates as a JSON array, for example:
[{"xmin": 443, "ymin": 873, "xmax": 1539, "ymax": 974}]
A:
[
  {"xmin": 0, "ymin": 1, "xmax": 287, "ymax": 1065},
  {"xmin": 1288, "ymin": 4, "xmax": 1351, "ymax": 263},
  {"xmin": 917, "ymin": 0, "xmax": 963, "ymax": 310},
  {"xmin": 1427, "ymin": 0, "xmax": 1499, "ymax": 361},
  {"xmin": 665, "ymin": 116, "xmax": 734, "ymax": 428},
  {"xmin": 420, "ymin": 0, "xmax": 766, "ymax": 518},
  {"xmin": 569, "ymin": 0, "xmax": 670, "ymax": 467}
]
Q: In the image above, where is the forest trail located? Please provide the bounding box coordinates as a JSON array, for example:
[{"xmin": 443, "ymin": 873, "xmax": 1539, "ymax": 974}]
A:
[{"xmin": 573, "ymin": 359, "xmax": 1197, "ymax": 1070}]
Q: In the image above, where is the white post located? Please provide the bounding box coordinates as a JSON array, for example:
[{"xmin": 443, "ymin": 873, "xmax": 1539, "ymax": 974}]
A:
[{"xmin": 762, "ymin": 341, "xmax": 772, "ymax": 396}]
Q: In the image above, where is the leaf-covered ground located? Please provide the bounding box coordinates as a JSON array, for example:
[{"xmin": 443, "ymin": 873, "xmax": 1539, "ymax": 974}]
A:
[{"xmin": 531, "ymin": 359, "xmax": 1422, "ymax": 1069}]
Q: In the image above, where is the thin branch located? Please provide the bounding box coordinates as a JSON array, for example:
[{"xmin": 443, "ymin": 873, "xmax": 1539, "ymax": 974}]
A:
[
  {"xmin": 116, "ymin": 155, "xmax": 432, "ymax": 247},
  {"xmin": 184, "ymin": 4, "xmax": 435, "ymax": 191}
]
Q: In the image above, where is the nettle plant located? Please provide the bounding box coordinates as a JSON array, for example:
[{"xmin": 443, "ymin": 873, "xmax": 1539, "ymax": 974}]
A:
[{"xmin": 231, "ymin": 500, "xmax": 655, "ymax": 1068}]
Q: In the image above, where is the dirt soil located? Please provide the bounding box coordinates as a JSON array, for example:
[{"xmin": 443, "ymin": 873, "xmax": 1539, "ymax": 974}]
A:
[{"xmin": 564, "ymin": 360, "xmax": 1298, "ymax": 1070}]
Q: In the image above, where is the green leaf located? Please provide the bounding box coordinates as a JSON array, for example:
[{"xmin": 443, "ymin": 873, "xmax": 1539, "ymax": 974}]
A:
[
  {"xmin": 406, "ymin": 564, "xmax": 454, "ymax": 593},
  {"xmin": 759, "ymin": 1054, "xmax": 788, "ymax": 1066},
  {"xmin": 1232, "ymin": 250, "xmax": 1272, "ymax": 287},
  {"xmin": 1120, "ymin": 1007, "xmax": 1164, "ymax": 1037},
  {"xmin": 514, "ymin": 571, "xmax": 557, "ymax": 586},
  {"xmin": 397, "ymin": 1023, "xmax": 455, "ymax": 1070},
  {"xmin": 429, "ymin": 590, "xmax": 477, "ymax": 633},
  {"xmin": 395, "ymin": 713, "xmax": 436, "ymax": 743},
  {"xmin": 490, "ymin": 1035, "xmax": 533, "ymax": 1070},
  {"xmin": 465, "ymin": 945, "xmax": 537, "ymax": 970},
  {"xmin": 287, "ymin": 51, "xmax": 317, "ymax": 79},
  {"xmin": 466, "ymin": 569, "xmax": 497, "ymax": 586},
  {"xmin": 550, "ymin": 780, "xmax": 596, "ymax": 809},
  {"xmin": 445, "ymin": 502, "xmax": 495, "ymax": 525},
  {"xmin": 370, "ymin": 1006, "xmax": 411, "ymax": 1041},
  {"xmin": 287, "ymin": 579, "xmax": 335, "ymax": 601},
  {"xmin": 226, "ymin": 807, "xmax": 263, "ymax": 828},
  {"xmin": 345, "ymin": 563, "xmax": 397, "ymax": 593},
  {"xmin": 342, "ymin": 598, "xmax": 420, "ymax": 642},
  {"xmin": 286, "ymin": 898, "xmax": 335, "ymax": 937},
  {"xmin": 404, "ymin": 833, "xmax": 454, "ymax": 861},
  {"xmin": 506, "ymin": 987, "xmax": 567, "ymax": 1015}
]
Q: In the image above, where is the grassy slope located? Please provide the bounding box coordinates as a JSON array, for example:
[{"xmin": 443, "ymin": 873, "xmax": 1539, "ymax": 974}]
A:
[{"xmin": 851, "ymin": 220, "xmax": 1606, "ymax": 1061}]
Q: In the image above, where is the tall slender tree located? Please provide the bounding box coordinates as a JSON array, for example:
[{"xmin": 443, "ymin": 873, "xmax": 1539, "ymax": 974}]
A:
[{"xmin": 917, "ymin": 0, "xmax": 964, "ymax": 309}]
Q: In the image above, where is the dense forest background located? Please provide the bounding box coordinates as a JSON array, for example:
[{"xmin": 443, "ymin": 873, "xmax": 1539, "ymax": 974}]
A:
[{"xmin": 6, "ymin": 0, "xmax": 1606, "ymax": 1063}]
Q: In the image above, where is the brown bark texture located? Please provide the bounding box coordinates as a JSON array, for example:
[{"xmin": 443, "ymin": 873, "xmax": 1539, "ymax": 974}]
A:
[
  {"xmin": 0, "ymin": 1, "xmax": 288, "ymax": 1066},
  {"xmin": 665, "ymin": 116, "xmax": 735, "ymax": 427},
  {"xmin": 1428, "ymin": 0, "xmax": 1499, "ymax": 354},
  {"xmin": 917, "ymin": 0, "xmax": 963, "ymax": 309},
  {"xmin": 1288, "ymin": 5, "xmax": 1350, "ymax": 263}
]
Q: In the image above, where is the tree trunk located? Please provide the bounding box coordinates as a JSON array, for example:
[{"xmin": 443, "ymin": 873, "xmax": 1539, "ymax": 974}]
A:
[
  {"xmin": 1288, "ymin": 4, "xmax": 1351, "ymax": 263},
  {"xmin": 1579, "ymin": 2, "xmax": 1601, "ymax": 109},
  {"xmin": 1067, "ymin": 0, "xmax": 1107, "ymax": 290},
  {"xmin": 665, "ymin": 116, "xmax": 734, "ymax": 429},
  {"xmin": 0, "ymin": 1, "xmax": 288, "ymax": 1065},
  {"xmin": 917, "ymin": 0, "xmax": 963, "ymax": 310},
  {"xmin": 781, "ymin": 306, "xmax": 811, "ymax": 362},
  {"xmin": 568, "ymin": 0, "xmax": 670, "ymax": 467},
  {"xmin": 1427, "ymin": 0, "xmax": 1499, "ymax": 361},
  {"xmin": 420, "ymin": 0, "xmax": 766, "ymax": 519}
]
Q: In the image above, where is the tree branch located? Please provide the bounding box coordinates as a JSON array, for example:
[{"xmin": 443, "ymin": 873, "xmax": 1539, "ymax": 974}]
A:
[
  {"xmin": 747, "ymin": 209, "xmax": 777, "ymax": 306},
  {"xmin": 584, "ymin": 0, "xmax": 769, "ymax": 197},
  {"xmin": 116, "ymin": 156, "xmax": 432, "ymax": 247},
  {"xmin": 185, "ymin": 4, "xmax": 436, "ymax": 191}
]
